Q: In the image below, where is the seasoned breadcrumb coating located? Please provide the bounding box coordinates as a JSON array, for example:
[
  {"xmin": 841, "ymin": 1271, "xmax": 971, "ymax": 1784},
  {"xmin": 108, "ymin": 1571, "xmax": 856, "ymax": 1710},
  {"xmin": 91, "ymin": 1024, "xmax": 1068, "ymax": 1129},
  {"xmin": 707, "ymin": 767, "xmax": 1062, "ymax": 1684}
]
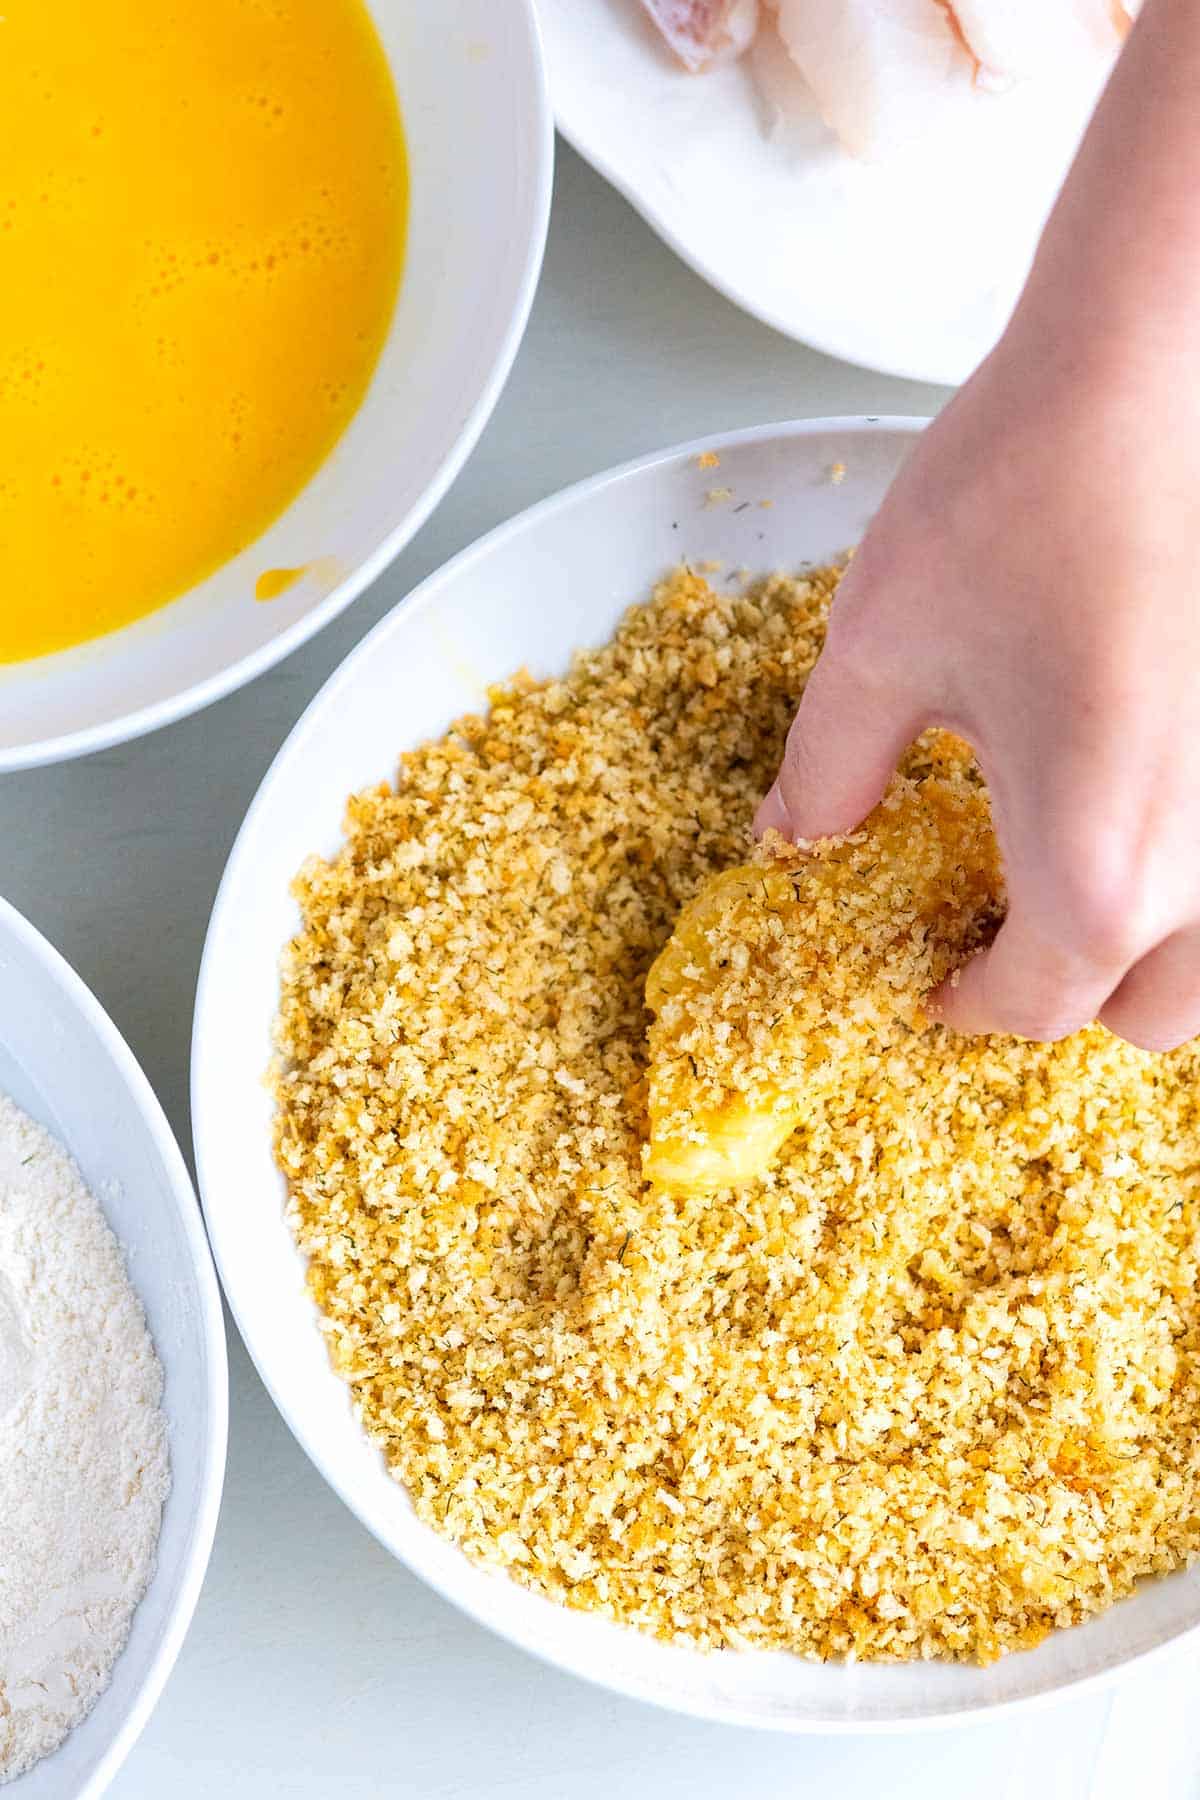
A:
[
  {"xmin": 273, "ymin": 565, "xmax": 1200, "ymax": 1664},
  {"xmin": 644, "ymin": 731, "xmax": 1003, "ymax": 1194}
]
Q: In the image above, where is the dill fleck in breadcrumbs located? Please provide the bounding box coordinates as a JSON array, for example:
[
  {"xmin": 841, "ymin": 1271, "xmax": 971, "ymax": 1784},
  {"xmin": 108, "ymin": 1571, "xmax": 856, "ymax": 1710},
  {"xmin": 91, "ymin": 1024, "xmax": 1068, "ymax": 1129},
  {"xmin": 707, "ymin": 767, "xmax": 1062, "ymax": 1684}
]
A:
[{"xmin": 273, "ymin": 566, "xmax": 1200, "ymax": 1664}]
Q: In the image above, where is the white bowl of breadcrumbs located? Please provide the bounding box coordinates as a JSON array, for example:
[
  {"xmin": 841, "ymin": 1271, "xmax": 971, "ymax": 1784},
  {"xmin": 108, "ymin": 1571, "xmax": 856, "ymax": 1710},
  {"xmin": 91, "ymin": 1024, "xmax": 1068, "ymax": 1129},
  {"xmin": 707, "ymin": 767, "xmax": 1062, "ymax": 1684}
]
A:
[{"xmin": 193, "ymin": 418, "xmax": 1200, "ymax": 1730}]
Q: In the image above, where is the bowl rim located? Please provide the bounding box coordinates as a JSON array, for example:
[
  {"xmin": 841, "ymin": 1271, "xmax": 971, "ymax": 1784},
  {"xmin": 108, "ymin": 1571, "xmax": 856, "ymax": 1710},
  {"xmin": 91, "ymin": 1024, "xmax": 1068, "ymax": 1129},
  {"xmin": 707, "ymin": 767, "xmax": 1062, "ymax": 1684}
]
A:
[
  {"xmin": 193, "ymin": 416, "xmax": 1200, "ymax": 1731},
  {"xmin": 0, "ymin": 893, "xmax": 229, "ymax": 1796},
  {"xmin": 1, "ymin": 0, "xmax": 554, "ymax": 776}
]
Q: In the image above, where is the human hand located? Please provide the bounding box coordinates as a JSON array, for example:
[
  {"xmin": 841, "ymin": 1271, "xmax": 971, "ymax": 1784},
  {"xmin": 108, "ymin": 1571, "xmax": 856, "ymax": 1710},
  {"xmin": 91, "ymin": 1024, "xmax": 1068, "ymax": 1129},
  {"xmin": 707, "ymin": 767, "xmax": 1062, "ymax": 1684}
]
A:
[
  {"xmin": 756, "ymin": 325, "xmax": 1200, "ymax": 1050},
  {"xmin": 757, "ymin": 0, "xmax": 1200, "ymax": 1052}
]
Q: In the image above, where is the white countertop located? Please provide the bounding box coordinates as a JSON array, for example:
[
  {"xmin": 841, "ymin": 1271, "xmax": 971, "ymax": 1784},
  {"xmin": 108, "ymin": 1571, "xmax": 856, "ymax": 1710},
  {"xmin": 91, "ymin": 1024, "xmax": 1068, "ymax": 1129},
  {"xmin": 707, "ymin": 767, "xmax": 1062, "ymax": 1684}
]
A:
[{"xmin": 5, "ymin": 142, "xmax": 1199, "ymax": 1800}]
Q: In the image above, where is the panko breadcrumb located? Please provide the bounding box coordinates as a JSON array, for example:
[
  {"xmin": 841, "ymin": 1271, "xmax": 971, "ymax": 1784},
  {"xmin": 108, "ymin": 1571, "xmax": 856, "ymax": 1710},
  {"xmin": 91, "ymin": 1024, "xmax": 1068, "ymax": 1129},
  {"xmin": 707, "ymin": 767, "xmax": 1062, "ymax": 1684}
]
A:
[
  {"xmin": 643, "ymin": 732, "xmax": 1003, "ymax": 1194},
  {"xmin": 273, "ymin": 566, "xmax": 1200, "ymax": 1664}
]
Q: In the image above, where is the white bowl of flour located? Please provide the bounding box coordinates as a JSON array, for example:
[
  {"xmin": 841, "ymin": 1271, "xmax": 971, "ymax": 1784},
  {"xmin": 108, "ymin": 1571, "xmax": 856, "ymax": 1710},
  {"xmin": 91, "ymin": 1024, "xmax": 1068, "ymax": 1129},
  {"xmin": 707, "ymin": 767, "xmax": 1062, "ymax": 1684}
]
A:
[{"xmin": 0, "ymin": 897, "xmax": 226, "ymax": 1796}]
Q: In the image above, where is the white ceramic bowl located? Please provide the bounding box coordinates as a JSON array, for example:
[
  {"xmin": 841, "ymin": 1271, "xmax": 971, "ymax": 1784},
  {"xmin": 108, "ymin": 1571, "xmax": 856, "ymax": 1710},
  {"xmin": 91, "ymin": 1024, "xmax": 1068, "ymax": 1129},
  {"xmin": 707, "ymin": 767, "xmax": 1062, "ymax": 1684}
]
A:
[
  {"xmin": 192, "ymin": 418, "xmax": 1200, "ymax": 1730},
  {"xmin": 1, "ymin": 898, "xmax": 227, "ymax": 1796},
  {"xmin": 0, "ymin": 0, "xmax": 552, "ymax": 773}
]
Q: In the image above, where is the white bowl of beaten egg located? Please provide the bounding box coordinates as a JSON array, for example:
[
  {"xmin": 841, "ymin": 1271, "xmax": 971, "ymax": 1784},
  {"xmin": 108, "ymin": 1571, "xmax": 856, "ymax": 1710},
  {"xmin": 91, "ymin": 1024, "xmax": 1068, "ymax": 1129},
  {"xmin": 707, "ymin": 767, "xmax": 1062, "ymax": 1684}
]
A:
[
  {"xmin": 192, "ymin": 419, "xmax": 1200, "ymax": 1730},
  {"xmin": 0, "ymin": 0, "xmax": 551, "ymax": 771},
  {"xmin": 1, "ymin": 896, "xmax": 226, "ymax": 1794}
]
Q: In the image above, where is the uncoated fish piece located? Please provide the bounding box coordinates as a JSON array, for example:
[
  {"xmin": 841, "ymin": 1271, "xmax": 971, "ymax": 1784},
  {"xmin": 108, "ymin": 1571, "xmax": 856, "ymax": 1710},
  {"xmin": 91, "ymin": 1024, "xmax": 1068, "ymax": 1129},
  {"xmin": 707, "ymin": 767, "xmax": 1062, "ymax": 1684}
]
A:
[
  {"xmin": 637, "ymin": 0, "xmax": 760, "ymax": 70},
  {"xmin": 766, "ymin": 0, "xmax": 971, "ymax": 157},
  {"xmin": 942, "ymin": 0, "xmax": 1134, "ymax": 88}
]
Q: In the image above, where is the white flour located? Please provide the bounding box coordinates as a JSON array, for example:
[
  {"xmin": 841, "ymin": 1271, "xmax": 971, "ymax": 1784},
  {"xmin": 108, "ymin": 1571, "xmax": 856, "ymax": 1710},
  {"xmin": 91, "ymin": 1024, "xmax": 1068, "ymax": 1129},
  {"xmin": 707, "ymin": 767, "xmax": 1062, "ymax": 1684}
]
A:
[{"xmin": 0, "ymin": 1094, "xmax": 169, "ymax": 1784}]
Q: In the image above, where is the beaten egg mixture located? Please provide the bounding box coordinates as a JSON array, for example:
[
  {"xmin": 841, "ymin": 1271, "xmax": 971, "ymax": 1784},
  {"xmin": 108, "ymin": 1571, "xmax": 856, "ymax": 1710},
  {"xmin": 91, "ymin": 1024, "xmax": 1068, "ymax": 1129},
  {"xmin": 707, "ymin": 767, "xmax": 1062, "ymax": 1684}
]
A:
[{"xmin": 0, "ymin": 0, "xmax": 405, "ymax": 661}]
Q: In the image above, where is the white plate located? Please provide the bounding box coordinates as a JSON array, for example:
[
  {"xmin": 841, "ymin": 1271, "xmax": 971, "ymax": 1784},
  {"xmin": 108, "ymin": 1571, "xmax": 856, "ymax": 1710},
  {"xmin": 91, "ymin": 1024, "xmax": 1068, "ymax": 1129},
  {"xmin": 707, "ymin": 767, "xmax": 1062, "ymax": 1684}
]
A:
[
  {"xmin": 0, "ymin": 897, "xmax": 227, "ymax": 1797},
  {"xmin": 0, "ymin": 0, "xmax": 552, "ymax": 772},
  {"xmin": 540, "ymin": 0, "xmax": 1110, "ymax": 384},
  {"xmin": 192, "ymin": 418, "xmax": 1200, "ymax": 1730}
]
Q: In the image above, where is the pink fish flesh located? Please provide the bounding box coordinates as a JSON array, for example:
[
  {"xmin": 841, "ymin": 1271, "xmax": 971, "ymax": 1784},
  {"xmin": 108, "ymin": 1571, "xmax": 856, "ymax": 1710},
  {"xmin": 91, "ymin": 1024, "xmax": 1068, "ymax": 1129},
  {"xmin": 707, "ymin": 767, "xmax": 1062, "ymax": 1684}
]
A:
[{"xmin": 637, "ymin": 0, "xmax": 761, "ymax": 70}]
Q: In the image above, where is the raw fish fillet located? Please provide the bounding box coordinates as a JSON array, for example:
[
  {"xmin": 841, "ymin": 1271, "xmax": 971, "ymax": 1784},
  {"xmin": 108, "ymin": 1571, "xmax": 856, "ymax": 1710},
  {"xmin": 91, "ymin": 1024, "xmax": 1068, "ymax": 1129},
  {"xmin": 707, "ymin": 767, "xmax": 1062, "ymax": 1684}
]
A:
[
  {"xmin": 767, "ymin": 0, "xmax": 970, "ymax": 158},
  {"xmin": 945, "ymin": 0, "xmax": 1132, "ymax": 85},
  {"xmin": 637, "ymin": 0, "xmax": 760, "ymax": 70},
  {"xmin": 748, "ymin": 14, "xmax": 830, "ymax": 146}
]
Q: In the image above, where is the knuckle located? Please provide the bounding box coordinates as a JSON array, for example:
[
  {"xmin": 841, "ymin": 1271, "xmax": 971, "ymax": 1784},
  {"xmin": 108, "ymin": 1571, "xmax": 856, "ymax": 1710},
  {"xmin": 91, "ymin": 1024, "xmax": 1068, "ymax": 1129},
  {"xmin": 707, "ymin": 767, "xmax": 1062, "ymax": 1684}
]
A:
[
  {"xmin": 781, "ymin": 699, "xmax": 820, "ymax": 770},
  {"xmin": 781, "ymin": 738, "xmax": 815, "ymax": 797},
  {"xmin": 1066, "ymin": 899, "xmax": 1139, "ymax": 970},
  {"xmin": 821, "ymin": 553, "xmax": 902, "ymax": 677},
  {"xmin": 820, "ymin": 600, "xmax": 887, "ymax": 688},
  {"xmin": 1046, "ymin": 836, "xmax": 1152, "ymax": 970},
  {"xmin": 817, "ymin": 535, "xmax": 940, "ymax": 713}
]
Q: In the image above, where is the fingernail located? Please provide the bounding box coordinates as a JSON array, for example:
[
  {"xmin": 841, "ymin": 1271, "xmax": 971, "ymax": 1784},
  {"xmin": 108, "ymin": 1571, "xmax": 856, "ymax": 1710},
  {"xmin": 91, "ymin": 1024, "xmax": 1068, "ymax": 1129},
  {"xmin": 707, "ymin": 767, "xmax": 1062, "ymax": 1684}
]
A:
[{"xmin": 755, "ymin": 781, "xmax": 794, "ymax": 842}]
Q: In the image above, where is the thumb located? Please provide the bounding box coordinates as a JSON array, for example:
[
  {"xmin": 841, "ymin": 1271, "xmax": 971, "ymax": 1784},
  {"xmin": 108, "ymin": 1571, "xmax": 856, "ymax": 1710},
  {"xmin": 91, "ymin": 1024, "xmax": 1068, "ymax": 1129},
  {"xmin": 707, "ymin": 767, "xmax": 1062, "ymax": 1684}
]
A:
[{"xmin": 754, "ymin": 638, "xmax": 927, "ymax": 842}]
